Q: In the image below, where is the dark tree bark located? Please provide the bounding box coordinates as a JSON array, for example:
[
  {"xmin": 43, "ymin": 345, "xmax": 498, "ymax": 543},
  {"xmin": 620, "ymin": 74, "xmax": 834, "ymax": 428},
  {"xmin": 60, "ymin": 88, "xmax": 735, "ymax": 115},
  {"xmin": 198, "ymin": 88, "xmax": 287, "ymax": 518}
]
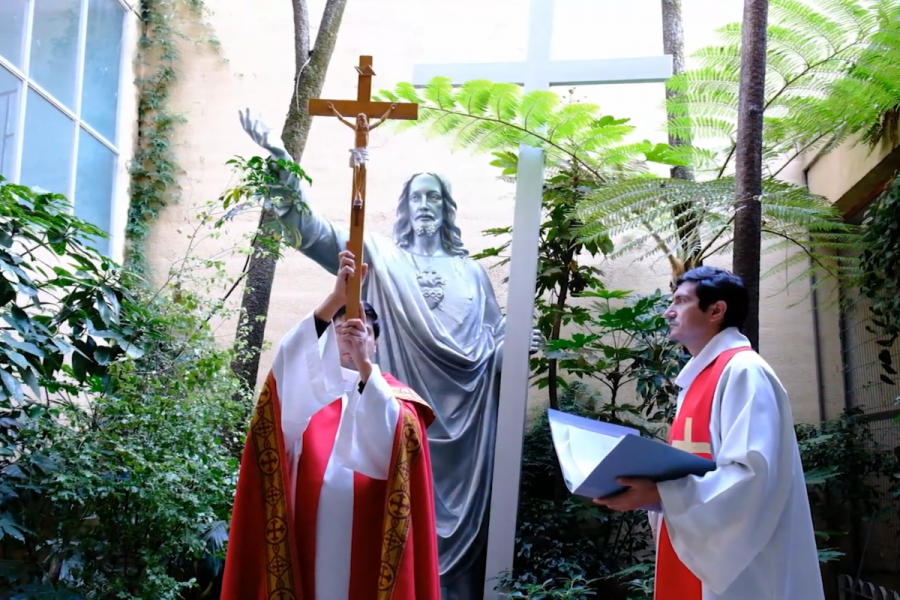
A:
[
  {"xmin": 661, "ymin": 0, "xmax": 701, "ymax": 279},
  {"xmin": 732, "ymin": 0, "xmax": 769, "ymax": 351},
  {"xmin": 230, "ymin": 0, "xmax": 349, "ymax": 393},
  {"xmin": 662, "ymin": 0, "xmax": 691, "ymax": 181}
]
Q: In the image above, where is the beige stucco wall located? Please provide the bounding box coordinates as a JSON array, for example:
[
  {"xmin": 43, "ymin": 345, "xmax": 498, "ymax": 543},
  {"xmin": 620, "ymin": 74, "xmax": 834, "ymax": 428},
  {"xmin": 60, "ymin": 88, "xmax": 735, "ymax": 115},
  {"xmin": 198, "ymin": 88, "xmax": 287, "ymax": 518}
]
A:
[
  {"xmin": 799, "ymin": 126, "xmax": 900, "ymax": 422},
  {"xmin": 143, "ymin": 0, "xmax": 825, "ymax": 423},
  {"xmin": 805, "ymin": 128, "xmax": 900, "ymax": 217}
]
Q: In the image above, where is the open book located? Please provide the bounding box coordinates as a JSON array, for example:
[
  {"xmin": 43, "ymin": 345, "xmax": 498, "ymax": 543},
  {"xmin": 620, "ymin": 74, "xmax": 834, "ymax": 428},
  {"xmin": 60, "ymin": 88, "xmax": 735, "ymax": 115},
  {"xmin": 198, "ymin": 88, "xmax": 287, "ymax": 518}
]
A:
[{"xmin": 548, "ymin": 409, "xmax": 716, "ymax": 500}]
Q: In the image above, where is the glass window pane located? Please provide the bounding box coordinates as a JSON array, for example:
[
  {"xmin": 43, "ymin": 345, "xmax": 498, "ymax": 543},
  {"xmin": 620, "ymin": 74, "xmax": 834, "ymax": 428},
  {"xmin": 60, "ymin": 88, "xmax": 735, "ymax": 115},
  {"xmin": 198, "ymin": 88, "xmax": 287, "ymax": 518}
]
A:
[
  {"xmin": 30, "ymin": 0, "xmax": 83, "ymax": 109},
  {"xmin": 74, "ymin": 128, "xmax": 114, "ymax": 255},
  {"xmin": 0, "ymin": 0, "xmax": 29, "ymax": 69},
  {"xmin": 0, "ymin": 66, "xmax": 22, "ymax": 181},
  {"xmin": 20, "ymin": 88, "xmax": 75, "ymax": 196},
  {"xmin": 81, "ymin": 0, "xmax": 125, "ymax": 142}
]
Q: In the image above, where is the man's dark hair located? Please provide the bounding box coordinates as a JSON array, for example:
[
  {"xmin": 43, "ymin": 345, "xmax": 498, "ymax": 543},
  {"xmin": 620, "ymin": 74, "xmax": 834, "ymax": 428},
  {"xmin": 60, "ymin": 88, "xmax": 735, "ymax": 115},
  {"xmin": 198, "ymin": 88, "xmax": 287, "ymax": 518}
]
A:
[
  {"xmin": 334, "ymin": 300, "xmax": 381, "ymax": 339},
  {"xmin": 675, "ymin": 266, "xmax": 749, "ymax": 331}
]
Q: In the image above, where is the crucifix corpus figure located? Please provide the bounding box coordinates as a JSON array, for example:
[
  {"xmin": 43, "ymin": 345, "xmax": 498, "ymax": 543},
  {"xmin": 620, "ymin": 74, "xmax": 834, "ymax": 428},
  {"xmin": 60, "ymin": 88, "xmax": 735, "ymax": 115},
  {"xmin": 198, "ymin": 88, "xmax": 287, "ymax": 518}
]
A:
[{"xmin": 307, "ymin": 55, "xmax": 418, "ymax": 319}]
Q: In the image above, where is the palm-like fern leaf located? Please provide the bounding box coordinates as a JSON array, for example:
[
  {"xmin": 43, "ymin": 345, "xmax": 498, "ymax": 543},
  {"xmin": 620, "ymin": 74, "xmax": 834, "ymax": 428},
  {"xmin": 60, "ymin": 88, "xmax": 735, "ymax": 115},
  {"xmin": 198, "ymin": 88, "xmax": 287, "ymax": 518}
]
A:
[
  {"xmin": 811, "ymin": 1, "xmax": 900, "ymax": 146},
  {"xmin": 375, "ymin": 78, "xmax": 672, "ymax": 181},
  {"xmin": 669, "ymin": 0, "xmax": 889, "ymax": 172},
  {"xmin": 575, "ymin": 176, "xmax": 858, "ymax": 288}
]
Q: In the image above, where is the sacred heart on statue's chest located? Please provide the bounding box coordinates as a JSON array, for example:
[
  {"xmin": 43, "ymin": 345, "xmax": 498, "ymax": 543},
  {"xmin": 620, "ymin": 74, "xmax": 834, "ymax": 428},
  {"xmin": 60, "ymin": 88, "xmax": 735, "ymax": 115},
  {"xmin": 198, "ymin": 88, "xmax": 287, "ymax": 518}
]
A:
[
  {"xmin": 406, "ymin": 254, "xmax": 476, "ymax": 324},
  {"xmin": 416, "ymin": 269, "xmax": 446, "ymax": 310}
]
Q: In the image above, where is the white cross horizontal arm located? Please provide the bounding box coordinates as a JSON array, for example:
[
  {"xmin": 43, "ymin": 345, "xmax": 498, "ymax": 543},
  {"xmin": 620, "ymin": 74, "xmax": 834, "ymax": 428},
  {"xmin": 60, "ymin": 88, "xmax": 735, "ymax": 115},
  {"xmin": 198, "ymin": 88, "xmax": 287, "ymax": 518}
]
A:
[{"xmin": 412, "ymin": 55, "xmax": 673, "ymax": 87}]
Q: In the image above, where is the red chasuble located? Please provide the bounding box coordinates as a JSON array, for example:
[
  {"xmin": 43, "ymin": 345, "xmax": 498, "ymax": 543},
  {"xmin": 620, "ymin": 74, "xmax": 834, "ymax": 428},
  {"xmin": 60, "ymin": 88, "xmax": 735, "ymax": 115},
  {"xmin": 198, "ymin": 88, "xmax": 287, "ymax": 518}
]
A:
[
  {"xmin": 221, "ymin": 371, "xmax": 441, "ymax": 600},
  {"xmin": 654, "ymin": 346, "xmax": 751, "ymax": 600}
]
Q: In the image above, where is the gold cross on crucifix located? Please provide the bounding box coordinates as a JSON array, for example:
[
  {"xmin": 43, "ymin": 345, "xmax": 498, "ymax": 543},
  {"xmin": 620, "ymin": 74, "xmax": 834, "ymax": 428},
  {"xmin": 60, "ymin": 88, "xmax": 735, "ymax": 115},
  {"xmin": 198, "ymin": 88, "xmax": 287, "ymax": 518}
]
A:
[
  {"xmin": 671, "ymin": 418, "xmax": 712, "ymax": 455},
  {"xmin": 307, "ymin": 55, "xmax": 418, "ymax": 319}
]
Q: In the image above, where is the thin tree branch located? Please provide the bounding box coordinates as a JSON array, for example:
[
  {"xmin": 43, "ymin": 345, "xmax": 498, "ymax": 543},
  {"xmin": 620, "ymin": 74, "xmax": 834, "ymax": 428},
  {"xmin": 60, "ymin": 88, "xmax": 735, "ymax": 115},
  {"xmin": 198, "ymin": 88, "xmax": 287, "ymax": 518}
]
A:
[
  {"xmin": 697, "ymin": 214, "xmax": 736, "ymax": 261},
  {"xmin": 760, "ymin": 227, "xmax": 839, "ymax": 277},
  {"xmin": 771, "ymin": 132, "xmax": 832, "ymax": 178}
]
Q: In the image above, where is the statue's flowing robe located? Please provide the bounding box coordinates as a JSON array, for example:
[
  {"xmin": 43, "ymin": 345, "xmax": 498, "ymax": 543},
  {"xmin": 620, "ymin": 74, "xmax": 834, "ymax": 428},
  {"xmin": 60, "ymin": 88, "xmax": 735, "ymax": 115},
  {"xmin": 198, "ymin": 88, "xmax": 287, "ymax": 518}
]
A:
[{"xmin": 275, "ymin": 198, "xmax": 505, "ymax": 598}]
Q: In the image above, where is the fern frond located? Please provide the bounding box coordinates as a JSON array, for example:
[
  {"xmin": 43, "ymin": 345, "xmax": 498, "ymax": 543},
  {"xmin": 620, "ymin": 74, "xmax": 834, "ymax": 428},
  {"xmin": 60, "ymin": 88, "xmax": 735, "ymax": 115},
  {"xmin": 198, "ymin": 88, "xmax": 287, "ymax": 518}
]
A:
[
  {"xmin": 809, "ymin": 1, "xmax": 900, "ymax": 147},
  {"xmin": 575, "ymin": 174, "xmax": 860, "ymax": 284},
  {"xmin": 666, "ymin": 0, "xmax": 888, "ymax": 169},
  {"xmin": 772, "ymin": 0, "xmax": 857, "ymax": 50},
  {"xmin": 375, "ymin": 77, "xmax": 652, "ymax": 181}
]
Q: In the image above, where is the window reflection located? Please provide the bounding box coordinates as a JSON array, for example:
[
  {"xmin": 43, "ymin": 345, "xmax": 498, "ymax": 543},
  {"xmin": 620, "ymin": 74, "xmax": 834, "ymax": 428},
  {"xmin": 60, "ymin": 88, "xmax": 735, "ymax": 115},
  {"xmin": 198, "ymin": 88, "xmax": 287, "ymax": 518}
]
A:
[
  {"xmin": 82, "ymin": 0, "xmax": 125, "ymax": 142},
  {"xmin": 21, "ymin": 89, "xmax": 75, "ymax": 197},
  {"xmin": 0, "ymin": 66, "xmax": 21, "ymax": 181},
  {"xmin": 75, "ymin": 128, "xmax": 115, "ymax": 255},
  {"xmin": 30, "ymin": 0, "xmax": 82, "ymax": 110},
  {"xmin": 0, "ymin": 0, "xmax": 30, "ymax": 69}
]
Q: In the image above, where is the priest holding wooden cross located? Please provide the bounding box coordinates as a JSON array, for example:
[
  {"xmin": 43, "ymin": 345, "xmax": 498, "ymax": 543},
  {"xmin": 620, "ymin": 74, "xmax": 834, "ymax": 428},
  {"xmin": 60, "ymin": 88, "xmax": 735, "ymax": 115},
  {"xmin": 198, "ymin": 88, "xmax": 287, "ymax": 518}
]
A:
[
  {"xmin": 239, "ymin": 54, "xmax": 542, "ymax": 600},
  {"xmin": 222, "ymin": 58, "xmax": 442, "ymax": 600}
]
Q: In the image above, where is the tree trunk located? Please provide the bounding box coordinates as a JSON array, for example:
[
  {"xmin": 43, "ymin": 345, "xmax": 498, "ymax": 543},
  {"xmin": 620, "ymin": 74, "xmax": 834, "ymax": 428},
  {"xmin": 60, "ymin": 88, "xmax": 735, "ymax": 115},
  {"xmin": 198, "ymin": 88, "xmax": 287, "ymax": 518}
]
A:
[
  {"xmin": 283, "ymin": 0, "xmax": 348, "ymax": 159},
  {"xmin": 230, "ymin": 211, "xmax": 278, "ymax": 392},
  {"xmin": 661, "ymin": 0, "xmax": 701, "ymax": 277},
  {"xmin": 547, "ymin": 254, "xmax": 573, "ymax": 412},
  {"xmin": 230, "ymin": 0, "xmax": 349, "ymax": 393},
  {"xmin": 732, "ymin": 0, "xmax": 769, "ymax": 351},
  {"xmin": 662, "ymin": 0, "xmax": 691, "ymax": 182}
]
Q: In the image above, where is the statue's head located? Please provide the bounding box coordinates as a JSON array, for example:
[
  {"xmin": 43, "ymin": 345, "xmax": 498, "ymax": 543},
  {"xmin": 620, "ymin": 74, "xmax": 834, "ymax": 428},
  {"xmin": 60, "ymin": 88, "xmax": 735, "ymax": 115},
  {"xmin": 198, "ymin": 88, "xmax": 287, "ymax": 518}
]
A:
[
  {"xmin": 393, "ymin": 173, "xmax": 468, "ymax": 257},
  {"xmin": 356, "ymin": 113, "xmax": 367, "ymax": 129}
]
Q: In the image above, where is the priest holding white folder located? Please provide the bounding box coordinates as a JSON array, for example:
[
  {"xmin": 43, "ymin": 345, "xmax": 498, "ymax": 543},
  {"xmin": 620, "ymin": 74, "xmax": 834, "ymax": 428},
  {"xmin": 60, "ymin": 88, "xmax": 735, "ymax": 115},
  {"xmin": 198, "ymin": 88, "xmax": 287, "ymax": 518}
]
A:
[{"xmin": 592, "ymin": 266, "xmax": 824, "ymax": 600}]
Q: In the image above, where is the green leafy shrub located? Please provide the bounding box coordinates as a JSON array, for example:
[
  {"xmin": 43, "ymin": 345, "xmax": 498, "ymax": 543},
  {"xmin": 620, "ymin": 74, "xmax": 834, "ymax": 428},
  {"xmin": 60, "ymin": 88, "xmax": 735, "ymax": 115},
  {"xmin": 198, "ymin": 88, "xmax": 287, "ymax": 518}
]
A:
[
  {"xmin": 797, "ymin": 408, "xmax": 900, "ymax": 557},
  {"xmin": 0, "ymin": 179, "xmax": 246, "ymax": 598},
  {"xmin": 501, "ymin": 291, "xmax": 685, "ymax": 599}
]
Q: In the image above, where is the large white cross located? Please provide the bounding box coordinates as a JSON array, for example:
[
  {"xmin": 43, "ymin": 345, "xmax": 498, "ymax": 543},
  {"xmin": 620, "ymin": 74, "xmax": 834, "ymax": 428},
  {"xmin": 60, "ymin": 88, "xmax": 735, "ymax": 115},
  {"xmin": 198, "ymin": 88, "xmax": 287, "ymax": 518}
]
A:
[{"xmin": 412, "ymin": 2, "xmax": 672, "ymax": 598}]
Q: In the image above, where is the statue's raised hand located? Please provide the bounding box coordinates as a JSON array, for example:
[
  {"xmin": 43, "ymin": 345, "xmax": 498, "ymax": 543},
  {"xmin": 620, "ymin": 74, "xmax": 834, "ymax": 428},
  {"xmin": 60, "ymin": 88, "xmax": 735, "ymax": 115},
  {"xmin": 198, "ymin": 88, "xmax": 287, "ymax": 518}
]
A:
[{"xmin": 238, "ymin": 108, "xmax": 291, "ymax": 161}]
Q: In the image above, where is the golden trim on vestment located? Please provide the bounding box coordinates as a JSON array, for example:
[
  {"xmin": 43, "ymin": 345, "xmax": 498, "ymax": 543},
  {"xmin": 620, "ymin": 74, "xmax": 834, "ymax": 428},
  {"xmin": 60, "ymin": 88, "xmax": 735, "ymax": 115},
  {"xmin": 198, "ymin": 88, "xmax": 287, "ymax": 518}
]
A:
[
  {"xmin": 251, "ymin": 374, "xmax": 298, "ymax": 600},
  {"xmin": 376, "ymin": 385, "xmax": 425, "ymax": 599}
]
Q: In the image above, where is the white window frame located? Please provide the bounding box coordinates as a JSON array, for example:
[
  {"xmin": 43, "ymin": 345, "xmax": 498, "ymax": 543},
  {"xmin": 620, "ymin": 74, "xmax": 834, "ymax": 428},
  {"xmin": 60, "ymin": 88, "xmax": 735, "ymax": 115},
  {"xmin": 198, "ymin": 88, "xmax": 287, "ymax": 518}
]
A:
[{"xmin": 0, "ymin": 0, "xmax": 140, "ymax": 263}]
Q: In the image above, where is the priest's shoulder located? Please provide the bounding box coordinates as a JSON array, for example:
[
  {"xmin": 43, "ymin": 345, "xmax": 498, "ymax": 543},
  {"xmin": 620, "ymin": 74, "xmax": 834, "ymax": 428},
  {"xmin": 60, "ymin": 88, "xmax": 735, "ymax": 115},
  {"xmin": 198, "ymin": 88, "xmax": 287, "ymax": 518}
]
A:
[
  {"xmin": 381, "ymin": 372, "xmax": 435, "ymax": 425},
  {"xmin": 721, "ymin": 348, "xmax": 787, "ymax": 390}
]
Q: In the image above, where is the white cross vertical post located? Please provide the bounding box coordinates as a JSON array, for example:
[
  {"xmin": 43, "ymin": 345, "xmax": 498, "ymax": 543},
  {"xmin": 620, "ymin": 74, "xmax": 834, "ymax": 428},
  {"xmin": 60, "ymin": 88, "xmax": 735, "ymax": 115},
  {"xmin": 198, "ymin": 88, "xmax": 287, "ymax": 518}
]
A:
[{"xmin": 412, "ymin": 3, "xmax": 672, "ymax": 598}]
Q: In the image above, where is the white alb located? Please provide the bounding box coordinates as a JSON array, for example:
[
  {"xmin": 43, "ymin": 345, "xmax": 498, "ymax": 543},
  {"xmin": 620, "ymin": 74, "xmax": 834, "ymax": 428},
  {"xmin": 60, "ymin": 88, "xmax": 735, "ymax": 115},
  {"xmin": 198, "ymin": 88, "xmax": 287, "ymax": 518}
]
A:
[
  {"xmin": 650, "ymin": 327, "xmax": 825, "ymax": 600},
  {"xmin": 273, "ymin": 311, "xmax": 400, "ymax": 600}
]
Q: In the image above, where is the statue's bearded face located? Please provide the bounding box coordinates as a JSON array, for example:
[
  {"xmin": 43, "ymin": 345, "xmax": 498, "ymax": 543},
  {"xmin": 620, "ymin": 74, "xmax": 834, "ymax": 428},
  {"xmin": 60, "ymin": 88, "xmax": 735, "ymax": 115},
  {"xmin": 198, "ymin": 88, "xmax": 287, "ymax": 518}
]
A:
[{"xmin": 408, "ymin": 174, "xmax": 444, "ymax": 238}]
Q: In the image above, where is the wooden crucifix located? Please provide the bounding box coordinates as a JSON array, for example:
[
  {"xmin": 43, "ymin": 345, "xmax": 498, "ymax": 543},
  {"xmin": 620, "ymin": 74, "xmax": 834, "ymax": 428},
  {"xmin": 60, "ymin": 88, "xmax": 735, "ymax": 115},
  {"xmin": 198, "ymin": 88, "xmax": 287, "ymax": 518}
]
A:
[{"xmin": 308, "ymin": 55, "xmax": 418, "ymax": 318}]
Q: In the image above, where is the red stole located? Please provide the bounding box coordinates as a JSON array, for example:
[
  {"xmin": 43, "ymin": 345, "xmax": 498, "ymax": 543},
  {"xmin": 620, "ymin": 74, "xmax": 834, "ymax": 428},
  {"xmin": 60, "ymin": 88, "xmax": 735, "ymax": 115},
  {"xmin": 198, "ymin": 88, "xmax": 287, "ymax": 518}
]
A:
[
  {"xmin": 221, "ymin": 371, "xmax": 441, "ymax": 600},
  {"xmin": 654, "ymin": 346, "xmax": 751, "ymax": 600}
]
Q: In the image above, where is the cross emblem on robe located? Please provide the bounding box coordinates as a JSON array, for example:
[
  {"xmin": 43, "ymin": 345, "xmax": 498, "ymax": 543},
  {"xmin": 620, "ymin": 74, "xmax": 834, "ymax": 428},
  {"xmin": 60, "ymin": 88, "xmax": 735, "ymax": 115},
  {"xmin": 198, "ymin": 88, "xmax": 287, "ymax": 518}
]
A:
[
  {"xmin": 257, "ymin": 449, "xmax": 280, "ymax": 475},
  {"xmin": 307, "ymin": 56, "xmax": 418, "ymax": 319},
  {"xmin": 265, "ymin": 516, "xmax": 288, "ymax": 544},
  {"xmin": 671, "ymin": 418, "xmax": 712, "ymax": 455},
  {"xmin": 378, "ymin": 562, "xmax": 397, "ymax": 591},
  {"xmin": 387, "ymin": 491, "xmax": 412, "ymax": 518}
]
